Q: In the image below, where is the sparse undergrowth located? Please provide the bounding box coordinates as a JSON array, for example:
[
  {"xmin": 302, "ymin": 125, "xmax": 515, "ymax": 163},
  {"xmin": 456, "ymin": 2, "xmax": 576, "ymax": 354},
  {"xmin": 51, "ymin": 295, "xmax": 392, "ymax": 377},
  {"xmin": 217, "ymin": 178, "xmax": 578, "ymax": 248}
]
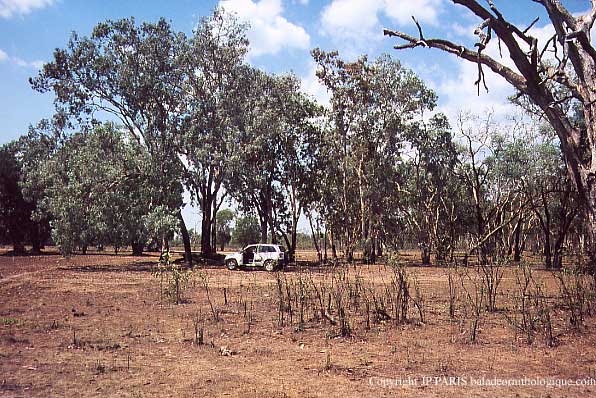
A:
[{"xmin": 1, "ymin": 251, "xmax": 596, "ymax": 398}]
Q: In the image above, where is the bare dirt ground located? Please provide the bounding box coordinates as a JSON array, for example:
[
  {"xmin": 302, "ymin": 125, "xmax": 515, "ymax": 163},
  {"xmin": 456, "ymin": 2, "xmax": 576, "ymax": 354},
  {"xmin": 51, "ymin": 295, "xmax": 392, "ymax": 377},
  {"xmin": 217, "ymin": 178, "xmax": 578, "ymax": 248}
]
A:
[{"xmin": 1, "ymin": 249, "xmax": 595, "ymax": 397}]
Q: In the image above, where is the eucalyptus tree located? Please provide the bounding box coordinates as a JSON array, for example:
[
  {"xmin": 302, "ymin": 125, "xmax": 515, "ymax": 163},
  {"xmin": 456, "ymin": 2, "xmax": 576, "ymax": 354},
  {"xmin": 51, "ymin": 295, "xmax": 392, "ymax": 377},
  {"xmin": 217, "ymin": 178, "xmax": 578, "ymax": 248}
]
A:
[
  {"xmin": 400, "ymin": 114, "xmax": 466, "ymax": 264},
  {"xmin": 272, "ymin": 78, "xmax": 323, "ymax": 260},
  {"xmin": 385, "ymin": 0, "xmax": 596, "ymax": 274},
  {"xmin": 454, "ymin": 113, "xmax": 530, "ymax": 263},
  {"xmin": 485, "ymin": 129, "xmax": 534, "ymax": 261},
  {"xmin": 178, "ymin": 9, "xmax": 249, "ymax": 256},
  {"xmin": 0, "ymin": 142, "xmax": 46, "ymax": 253},
  {"xmin": 312, "ymin": 50, "xmax": 437, "ymax": 263},
  {"xmin": 13, "ymin": 117, "xmax": 65, "ymax": 253},
  {"xmin": 521, "ymin": 138, "xmax": 580, "ymax": 269},
  {"xmin": 30, "ymin": 17, "xmax": 192, "ymax": 263},
  {"xmin": 225, "ymin": 68, "xmax": 285, "ymax": 244},
  {"xmin": 225, "ymin": 68, "xmax": 321, "ymax": 260},
  {"xmin": 28, "ymin": 123, "xmax": 157, "ymax": 255}
]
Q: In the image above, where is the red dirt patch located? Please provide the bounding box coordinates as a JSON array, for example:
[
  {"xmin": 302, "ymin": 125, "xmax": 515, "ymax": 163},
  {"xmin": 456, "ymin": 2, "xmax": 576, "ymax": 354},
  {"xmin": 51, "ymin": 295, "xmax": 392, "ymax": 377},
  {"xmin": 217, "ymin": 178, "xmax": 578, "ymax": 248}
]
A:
[{"xmin": 1, "ymin": 252, "xmax": 595, "ymax": 397}]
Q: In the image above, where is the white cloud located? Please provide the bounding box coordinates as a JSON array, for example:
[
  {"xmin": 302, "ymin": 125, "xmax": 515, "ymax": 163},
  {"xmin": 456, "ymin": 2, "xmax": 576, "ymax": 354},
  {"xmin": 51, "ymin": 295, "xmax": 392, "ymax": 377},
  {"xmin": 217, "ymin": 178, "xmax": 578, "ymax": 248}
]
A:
[
  {"xmin": 0, "ymin": 48, "xmax": 44, "ymax": 69},
  {"xmin": 300, "ymin": 61, "xmax": 330, "ymax": 106},
  {"xmin": 320, "ymin": 0, "xmax": 442, "ymax": 40},
  {"xmin": 219, "ymin": 0, "xmax": 310, "ymax": 58},
  {"xmin": 436, "ymin": 59, "xmax": 517, "ymax": 126},
  {"xmin": 0, "ymin": 0, "xmax": 54, "ymax": 18},
  {"xmin": 13, "ymin": 56, "xmax": 44, "ymax": 69},
  {"xmin": 383, "ymin": 0, "xmax": 442, "ymax": 26},
  {"xmin": 321, "ymin": 0, "xmax": 381, "ymax": 38}
]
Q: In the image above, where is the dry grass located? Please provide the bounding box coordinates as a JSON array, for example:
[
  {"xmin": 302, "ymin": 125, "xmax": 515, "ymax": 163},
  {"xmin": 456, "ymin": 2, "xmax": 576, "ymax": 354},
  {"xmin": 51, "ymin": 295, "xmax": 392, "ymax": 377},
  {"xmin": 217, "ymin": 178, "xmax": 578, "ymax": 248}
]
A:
[{"xmin": 1, "ymin": 249, "xmax": 595, "ymax": 397}]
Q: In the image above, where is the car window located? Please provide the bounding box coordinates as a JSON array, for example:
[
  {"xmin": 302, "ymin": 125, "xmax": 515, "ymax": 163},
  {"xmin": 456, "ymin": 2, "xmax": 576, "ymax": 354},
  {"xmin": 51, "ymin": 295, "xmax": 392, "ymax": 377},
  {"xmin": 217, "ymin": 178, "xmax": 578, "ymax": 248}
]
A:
[
  {"xmin": 256, "ymin": 245, "xmax": 265, "ymax": 253},
  {"xmin": 245, "ymin": 246, "xmax": 255, "ymax": 253}
]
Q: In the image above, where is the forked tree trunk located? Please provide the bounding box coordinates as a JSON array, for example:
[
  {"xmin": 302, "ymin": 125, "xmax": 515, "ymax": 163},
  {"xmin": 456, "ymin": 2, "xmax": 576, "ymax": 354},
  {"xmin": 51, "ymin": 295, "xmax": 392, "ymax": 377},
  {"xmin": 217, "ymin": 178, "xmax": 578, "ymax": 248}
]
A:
[{"xmin": 260, "ymin": 216, "xmax": 268, "ymax": 244}]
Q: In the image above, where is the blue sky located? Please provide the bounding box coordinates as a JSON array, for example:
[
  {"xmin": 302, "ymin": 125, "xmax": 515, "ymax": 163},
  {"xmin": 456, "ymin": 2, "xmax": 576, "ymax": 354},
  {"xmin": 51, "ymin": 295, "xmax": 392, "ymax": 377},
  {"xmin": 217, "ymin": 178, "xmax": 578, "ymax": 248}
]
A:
[
  {"xmin": 0, "ymin": 0, "xmax": 591, "ymax": 230},
  {"xmin": 1, "ymin": 0, "xmax": 591, "ymax": 144}
]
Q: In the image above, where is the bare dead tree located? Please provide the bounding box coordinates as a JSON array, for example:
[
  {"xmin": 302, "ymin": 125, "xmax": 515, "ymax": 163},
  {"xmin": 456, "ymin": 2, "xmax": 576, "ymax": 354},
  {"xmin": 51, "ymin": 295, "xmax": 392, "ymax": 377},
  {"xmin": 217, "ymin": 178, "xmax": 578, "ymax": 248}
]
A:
[{"xmin": 384, "ymin": 0, "xmax": 596, "ymax": 275}]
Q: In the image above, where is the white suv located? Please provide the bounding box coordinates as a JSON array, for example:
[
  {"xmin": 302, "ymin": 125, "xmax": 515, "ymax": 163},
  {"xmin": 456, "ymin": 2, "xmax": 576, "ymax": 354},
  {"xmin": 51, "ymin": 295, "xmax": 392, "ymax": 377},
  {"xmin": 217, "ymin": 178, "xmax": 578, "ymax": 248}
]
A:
[{"xmin": 225, "ymin": 244, "xmax": 286, "ymax": 271}]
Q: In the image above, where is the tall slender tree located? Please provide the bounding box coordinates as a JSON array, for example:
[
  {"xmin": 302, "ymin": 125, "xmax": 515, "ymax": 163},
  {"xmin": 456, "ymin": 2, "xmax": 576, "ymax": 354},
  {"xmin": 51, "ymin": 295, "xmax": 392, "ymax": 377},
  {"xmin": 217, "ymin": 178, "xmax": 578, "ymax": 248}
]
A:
[{"xmin": 179, "ymin": 9, "xmax": 249, "ymax": 256}]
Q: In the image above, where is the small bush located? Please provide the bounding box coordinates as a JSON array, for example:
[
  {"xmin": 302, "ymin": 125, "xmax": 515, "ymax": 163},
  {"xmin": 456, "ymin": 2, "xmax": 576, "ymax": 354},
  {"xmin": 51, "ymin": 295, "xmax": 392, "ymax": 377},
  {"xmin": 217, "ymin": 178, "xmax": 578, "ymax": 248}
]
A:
[
  {"xmin": 1, "ymin": 317, "xmax": 19, "ymax": 326},
  {"xmin": 153, "ymin": 249, "xmax": 192, "ymax": 304},
  {"xmin": 505, "ymin": 262, "xmax": 555, "ymax": 347}
]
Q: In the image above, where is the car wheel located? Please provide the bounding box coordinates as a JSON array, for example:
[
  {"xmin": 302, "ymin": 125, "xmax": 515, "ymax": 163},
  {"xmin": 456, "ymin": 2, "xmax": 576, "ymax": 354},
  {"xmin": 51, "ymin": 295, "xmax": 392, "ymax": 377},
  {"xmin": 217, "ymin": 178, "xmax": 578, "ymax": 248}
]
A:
[
  {"xmin": 263, "ymin": 260, "xmax": 276, "ymax": 272},
  {"xmin": 226, "ymin": 259, "xmax": 238, "ymax": 270}
]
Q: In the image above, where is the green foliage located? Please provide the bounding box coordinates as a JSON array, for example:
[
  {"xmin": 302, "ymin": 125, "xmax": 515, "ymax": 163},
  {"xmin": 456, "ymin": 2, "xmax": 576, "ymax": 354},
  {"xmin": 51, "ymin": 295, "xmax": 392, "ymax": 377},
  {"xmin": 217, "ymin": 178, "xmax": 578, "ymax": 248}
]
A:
[
  {"xmin": 231, "ymin": 215, "xmax": 260, "ymax": 247},
  {"xmin": 14, "ymin": 7, "xmax": 590, "ymax": 270},
  {"xmin": 216, "ymin": 209, "xmax": 234, "ymax": 250},
  {"xmin": 143, "ymin": 206, "xmax": 179, "ymax": 246},
  {"xmin": 179, "ymin": 9, "xmax": 249, "ymax": 255},
  {"xmin": 225, "ymin": 68, "xmax": 323, "ymax": 251},
  {"xmin": 0, "ymin": 143, "xmax": 37, "ymax": 252},
  {"xmin": 30, "ymin": 15, "xmax": 189, "ymax": 254},
  {"xmin": 22, "ymin": 123, "xmax": 159, "ymax": 255},
  {"xmin": 1, "ymin": 317, "xmax": 19, "ymax": 326},
  {"xmin": 312, "ymin": 50, "xmax": 441, "ymax": 262},
  {"xmin": 399, "ymin": 114, "xmax": 468, "ymax": 263}
]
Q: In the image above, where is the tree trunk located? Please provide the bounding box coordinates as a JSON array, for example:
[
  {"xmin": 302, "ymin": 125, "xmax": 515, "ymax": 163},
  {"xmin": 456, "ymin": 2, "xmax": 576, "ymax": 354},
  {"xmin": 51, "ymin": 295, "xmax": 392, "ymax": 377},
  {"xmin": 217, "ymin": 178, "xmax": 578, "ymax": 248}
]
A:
[
  {"xmin": 419, "ymin": 230, "xmax": 431, "ymax": 265},
  {"xmin": 177, "ymin": 210, "xmax": 192, "ymax": 266},
  {"xmin": 260, "ymin": 216, "xmax": 268, "ymax": 244},
  {"xmin": 588, "ymin": 199, "xmax": 596, "ymax": 280},
  {"xmin": 330, "ymin": 228, "xmax": 337, "ymax": 259},
  {"xmin": 200, "ymin": 199, "xmax": 213, "ymax": 256},
  {"xmin": 131, "ymin": 241, "xmax": 143, "ymax": 256},
  {"xmin": 307, "ymin": 213, "xmax": 322, "ymax": 264},
  {"xmin": 552, "ymin": 243, "xmax": 563, "ymax": 270},
  {"xmin": 269, "ymin": 218, "xmax": 277, "ymax": 244},
  {"xmin": 12, "ymin": 241, "xmax": 25, "ymax": 255},
  {"xmin": 420, "ymin": 247, "xmax": 431, "ymax": 265},
  {"xmin": 211, "ymin": 216, "xmax": 217, "ymax": 254},
  {"xmin": 323, "ymin": 228, "xmax": 328, "ymax": 263},
  {"xmin": 30, "ymin": 222, "xmax": 41, "ymax": 255},
  {"xmin": 290, "ymin": 227, "xmax": 297, "ymax": 263},
  {"xmin": 544, "ymin": 233, "xmax": 552, "ymax": 269},
  {"xmin": 513, "ymin": 217, "xmax": 522, "ymax": 262}
]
